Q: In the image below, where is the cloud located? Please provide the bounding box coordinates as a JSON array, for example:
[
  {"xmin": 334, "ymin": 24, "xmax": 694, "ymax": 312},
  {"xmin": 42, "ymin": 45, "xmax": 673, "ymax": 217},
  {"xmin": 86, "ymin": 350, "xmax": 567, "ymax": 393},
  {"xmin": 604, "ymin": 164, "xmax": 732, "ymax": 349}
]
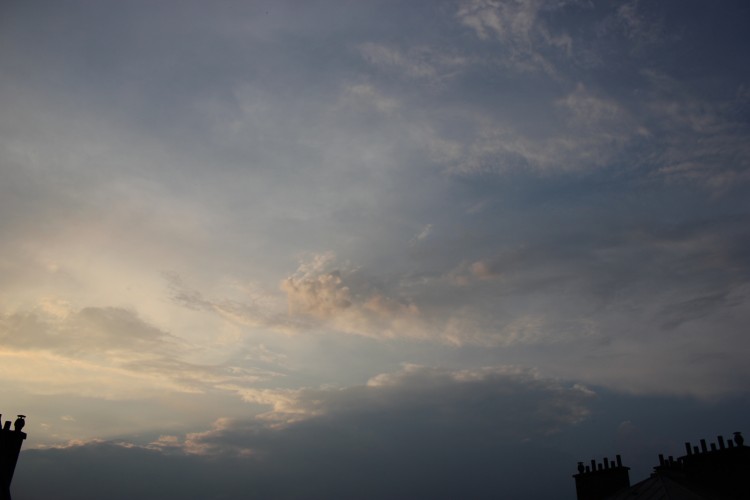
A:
[
  {"xmin": 457, "ymin": 0, "xmax": 542, "ymax": 43},
  {"xmin": 443, "ymin": 84, "xmax": 641, "ymax": 175},
  {"xmin": 409, "ymin": 223, "xmax": 433, "ymax": 246},
  {"xmin": 0, "ymin": 303, "xmax": 178, "ymax": 356},
  {"xmin": 15, "ymin": 365, "xmax": 593, "ymax": 499},
  {"xmin": 168, "ymin": 203, "xmax": 750, "ymax": 371},
  {"xmin": 358, "ymin": 43, "xmax": 469, "ymax": 88},
  {"xmin": 282, "ymin": 270, "xmax": 353, "ymax": 318},
  {"xmin": 340, "ymin": 83, "xmax": 400, "ymax": 114},
  {"xmin": 455, "ymin": 0, "xmax": 576, "ymax": 75},
  {"xmin": 2, "ymin": 0, "xmax": 749, "ymax": 463},
  {"xmin": 185, "ymin": 364, "xmax": 593, "ymax": 454},
  {"xmin": 557, "ymin": 84, "xmax": 627, "ymax": 128},
  {"xmin": 0, "ymin": 303, "xmax": 280, "ymax": 399},
  {"xmin": 656, "ymin": 291, "xmax": 738, "ymax": 330},
  {"xmin": 168, "ymin": 252, "xmax": 574, "ymax": 347},
  {"xmin": 642, "ymin": 75, "xmax": 750, "ymax": 190},
  {"xmin": 18, "ymin": 382, "xmax": 750, "ymax": 500},
  {"xmin": 615, "ymin": 0, "xmax": 664, "ymax": 46},
  {"xmin": 167, "ymin": 255, "xmax": 433, "ymax": 343},
  {"xmin": 276, "ymin": 254, "xmax": 572, "ymax": 347},
  {"xmin": 165, "ymin": 272, "xmax": 304, "ymax": 335},
  {"xmin": 280, "ymin": 253, "xmax": 423, "ymax": 340}
]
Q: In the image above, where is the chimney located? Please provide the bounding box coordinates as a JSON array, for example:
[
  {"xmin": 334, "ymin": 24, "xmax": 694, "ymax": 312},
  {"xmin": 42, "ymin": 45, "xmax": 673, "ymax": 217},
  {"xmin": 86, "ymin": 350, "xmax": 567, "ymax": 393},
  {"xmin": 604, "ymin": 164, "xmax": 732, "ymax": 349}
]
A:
[
  {"xmin": 573, "ymin": 456, "xmax": 630, "ymax": 500},
  {"xmin": 0, "ymin": 414, "xmax": 27, "ymax": 500}
]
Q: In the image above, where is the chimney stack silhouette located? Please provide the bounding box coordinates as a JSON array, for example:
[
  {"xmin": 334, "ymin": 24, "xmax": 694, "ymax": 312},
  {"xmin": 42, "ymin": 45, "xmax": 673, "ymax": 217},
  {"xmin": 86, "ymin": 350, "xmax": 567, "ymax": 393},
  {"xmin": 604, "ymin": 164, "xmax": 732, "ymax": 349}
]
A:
[
  {"xmin": 573, "ymin": 431, "xmax": 748, "ymax": 499},
  {"xmin": 0, "ymin": 414, "xmax": 26, "ymax": 500},
  {"xmin": 572, "ymin": 454, "xmax": 630, "ymax": 500}
]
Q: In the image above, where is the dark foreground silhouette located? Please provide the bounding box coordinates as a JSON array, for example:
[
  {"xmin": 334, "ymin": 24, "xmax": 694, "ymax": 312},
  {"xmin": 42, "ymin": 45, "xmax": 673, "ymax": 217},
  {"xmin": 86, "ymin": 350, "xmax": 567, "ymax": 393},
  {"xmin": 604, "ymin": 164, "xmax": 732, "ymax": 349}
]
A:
[
  {"xmin": 0, "ymin": 415, "xmax": 26, "ymax": 500},
  {"xmin": 574, "ymin": 431, "xmax": 748, "ymax": 499}
]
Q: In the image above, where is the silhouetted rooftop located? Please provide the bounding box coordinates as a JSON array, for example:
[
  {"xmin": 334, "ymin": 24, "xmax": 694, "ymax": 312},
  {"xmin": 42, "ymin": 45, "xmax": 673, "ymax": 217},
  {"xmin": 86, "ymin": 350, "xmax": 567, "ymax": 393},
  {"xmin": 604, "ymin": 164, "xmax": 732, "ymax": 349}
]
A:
[
  {"xmin": 574, "ymin": 432, "xmax": 748, "ymax": 500},
  {"xmin": 605, "ymin": 474, "xmax": 705, "ymax": 500}
]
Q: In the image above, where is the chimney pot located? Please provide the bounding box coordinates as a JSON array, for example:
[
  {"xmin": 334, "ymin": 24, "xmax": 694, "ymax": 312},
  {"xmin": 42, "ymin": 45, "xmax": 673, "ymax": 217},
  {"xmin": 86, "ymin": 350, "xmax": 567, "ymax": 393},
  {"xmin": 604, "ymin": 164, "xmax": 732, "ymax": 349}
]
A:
[{"xmin": 734, "ymin": 432, "xmax": 744, "ymax": 446}]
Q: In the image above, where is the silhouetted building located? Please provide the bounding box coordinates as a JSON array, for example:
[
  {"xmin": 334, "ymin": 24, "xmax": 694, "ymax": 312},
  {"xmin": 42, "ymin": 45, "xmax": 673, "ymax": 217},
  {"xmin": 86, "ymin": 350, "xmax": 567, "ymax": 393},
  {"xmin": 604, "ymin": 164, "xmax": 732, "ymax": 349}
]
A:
[
  {"xmin": 0, "ymin": 415, "xmax": 26, "ymax": 500},
  {"xmin": 574, "ymin": 431, "xmax": 748, "ymax": 500},
  {"xmin": 573, "ymin": 455, "xmax": 630, "ymax": 500}
]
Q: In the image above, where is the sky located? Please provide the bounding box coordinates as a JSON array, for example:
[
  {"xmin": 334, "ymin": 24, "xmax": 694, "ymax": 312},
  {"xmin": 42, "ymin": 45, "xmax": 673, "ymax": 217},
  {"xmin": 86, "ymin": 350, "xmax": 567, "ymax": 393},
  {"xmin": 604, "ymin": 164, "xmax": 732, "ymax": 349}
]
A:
[{"xmin": 1, "ymin": 0, "xmax": 750, "ymax": 498}]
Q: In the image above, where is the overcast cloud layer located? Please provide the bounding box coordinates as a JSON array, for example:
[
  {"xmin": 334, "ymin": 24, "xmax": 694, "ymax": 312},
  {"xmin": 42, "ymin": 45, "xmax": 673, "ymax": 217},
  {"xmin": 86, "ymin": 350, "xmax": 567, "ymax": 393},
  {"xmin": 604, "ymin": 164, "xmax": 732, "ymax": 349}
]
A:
[{"xmin": 2, "ymin": 1, "xmax": 750, "ymax": 498}]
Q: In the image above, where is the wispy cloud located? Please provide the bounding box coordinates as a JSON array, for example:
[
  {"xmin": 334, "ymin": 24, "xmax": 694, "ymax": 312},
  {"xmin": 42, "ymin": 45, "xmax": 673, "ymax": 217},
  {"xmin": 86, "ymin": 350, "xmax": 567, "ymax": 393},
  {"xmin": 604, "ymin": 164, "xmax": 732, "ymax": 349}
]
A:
[
  {"xmin": 0, "ymin": 303, "xmax": 281, "ymax": 399},
  {"xmin": 359, "ymin": 43, "xmax": 470, "ymax": 88},
  {"xmin": 456, "ymin": 0, "xmax": 575, "ymax": 75}
]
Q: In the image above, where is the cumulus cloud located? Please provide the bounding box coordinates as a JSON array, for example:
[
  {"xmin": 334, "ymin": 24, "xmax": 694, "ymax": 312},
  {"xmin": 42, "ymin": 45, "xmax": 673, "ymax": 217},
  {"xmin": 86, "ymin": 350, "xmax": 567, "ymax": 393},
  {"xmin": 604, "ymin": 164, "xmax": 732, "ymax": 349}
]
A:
[
  {"xmin": 276, "ymin": 254, "xmax": 579, "ymax": 347},
  {"xmin": 280, "ymin": 253, "xmax": 423, "ymax": 340},
  {"xmin": 282, "ymin": 270, "xmax": 353, "ymax": 318}
]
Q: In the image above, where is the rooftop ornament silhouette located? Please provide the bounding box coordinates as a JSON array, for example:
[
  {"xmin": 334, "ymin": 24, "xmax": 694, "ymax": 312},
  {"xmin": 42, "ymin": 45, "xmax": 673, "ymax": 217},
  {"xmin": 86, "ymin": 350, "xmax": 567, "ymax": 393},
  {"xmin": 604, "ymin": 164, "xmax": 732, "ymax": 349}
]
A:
[{"xmin": 0, "ymin": 414, "xmax": 26, "ymax": 500}]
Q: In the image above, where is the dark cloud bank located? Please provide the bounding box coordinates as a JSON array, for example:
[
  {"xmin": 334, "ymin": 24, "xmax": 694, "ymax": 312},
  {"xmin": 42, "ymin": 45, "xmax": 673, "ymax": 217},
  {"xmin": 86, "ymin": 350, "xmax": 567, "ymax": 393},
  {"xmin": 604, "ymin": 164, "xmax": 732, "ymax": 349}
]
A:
[
  {"xmin": 15, "ymin": 367, "xmax": 750, "ymax": 500},
  {"xmin": 16, "ymin": 367, "xmax": 582, "ymax": 499}
]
